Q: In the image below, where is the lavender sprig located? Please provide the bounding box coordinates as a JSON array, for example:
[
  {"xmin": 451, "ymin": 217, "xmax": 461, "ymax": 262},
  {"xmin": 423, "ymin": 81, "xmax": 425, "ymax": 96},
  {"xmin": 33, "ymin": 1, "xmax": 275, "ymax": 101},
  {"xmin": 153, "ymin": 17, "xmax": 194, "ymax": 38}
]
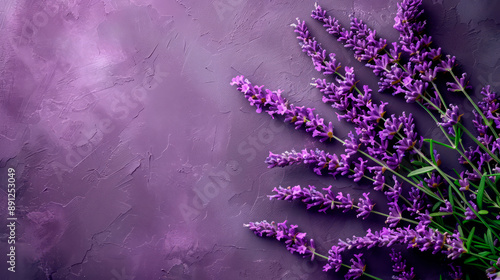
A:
[
  {"xmin": 390, "ymin": 250, "xmax": 416, "ymax": 280},
  {"xmin": 336, "ymin": 222, "xmax": 466, "ymax": 259},
  {"xmin": 246, "ymin": 220, "xmax": 383, "ymax": 280},
  {"xmin": 231, "ymin": 76, "xmax": 335, "ymax": 142},
  {"xmin": 269, "ymin": 185, "xmax": 380, "ymax": 220},
  {"xmin": 245, "ymin": 220, "xmax": 316, "ymax": 260}
]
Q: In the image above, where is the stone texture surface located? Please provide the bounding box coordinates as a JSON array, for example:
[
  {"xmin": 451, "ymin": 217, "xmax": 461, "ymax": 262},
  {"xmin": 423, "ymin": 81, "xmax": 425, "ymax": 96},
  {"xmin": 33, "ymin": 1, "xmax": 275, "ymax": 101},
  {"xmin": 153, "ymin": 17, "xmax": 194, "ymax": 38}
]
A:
[{"xmin": 0, "ymin": 0, "xmax": 499, "ymax": 279}]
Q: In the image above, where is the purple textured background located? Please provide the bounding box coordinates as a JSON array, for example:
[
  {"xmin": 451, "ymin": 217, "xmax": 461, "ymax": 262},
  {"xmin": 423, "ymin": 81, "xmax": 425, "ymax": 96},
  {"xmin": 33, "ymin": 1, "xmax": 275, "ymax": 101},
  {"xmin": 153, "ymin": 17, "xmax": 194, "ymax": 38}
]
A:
[{"xmin": 0, "ymin": 0, "xmax": 499, "ymax": 279}]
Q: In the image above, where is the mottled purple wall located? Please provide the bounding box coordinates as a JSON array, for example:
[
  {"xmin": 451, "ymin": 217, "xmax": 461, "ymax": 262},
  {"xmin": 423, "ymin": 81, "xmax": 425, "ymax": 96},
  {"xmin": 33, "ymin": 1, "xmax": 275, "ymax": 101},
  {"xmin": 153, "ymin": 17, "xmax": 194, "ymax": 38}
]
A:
[{"xmin": 0, "ymin": 0, "xmax": 499, "ymax": 279}]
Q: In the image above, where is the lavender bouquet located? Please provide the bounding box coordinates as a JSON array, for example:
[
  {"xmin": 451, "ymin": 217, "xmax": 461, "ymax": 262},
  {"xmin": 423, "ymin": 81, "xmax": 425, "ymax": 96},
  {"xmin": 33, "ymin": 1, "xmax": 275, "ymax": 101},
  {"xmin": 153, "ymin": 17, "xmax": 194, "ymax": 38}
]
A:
[{"xmin": 231, "ymin": 1, "xmax": 500, "ymax": 279}]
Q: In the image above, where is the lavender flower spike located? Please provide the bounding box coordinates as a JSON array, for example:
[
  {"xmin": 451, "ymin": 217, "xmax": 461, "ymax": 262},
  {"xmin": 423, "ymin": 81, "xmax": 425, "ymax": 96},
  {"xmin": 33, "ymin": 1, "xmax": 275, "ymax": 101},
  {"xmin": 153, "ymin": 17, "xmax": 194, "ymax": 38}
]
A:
[
  {"xmin": 269, "ymin": 185, "xmax": 378, "ymax": 222},
  {"xmin": 338, "ymin": 222, "xmax": 466, "ymax": 260},
  {"xmin": 345, "ymin": 253, "xmax": 366, "ymax": 279},
  {"xmin": 438, "ymin": 104, "xmax": 462, "ymax": 134},
  {"xmin": 231, "ymin": 76, "xmax": 335, "ymax": 142},
  {"xmin": 356, "ymin": 192, "xmax": 375, "ymax": 219},
  {"xmin": 465, "ymin": 201, "xmax": 478, "ymax": 220},
  {"xmin": 323, "ymin": 245, "xmax": 343, "ymax": 272},
  {"xmin": 390, "ymin": 249, "xmax": 416, "ymax": 280},
  {"xmin": 245, "ymin": 220, "xmax": 316, "ymax": 260}
]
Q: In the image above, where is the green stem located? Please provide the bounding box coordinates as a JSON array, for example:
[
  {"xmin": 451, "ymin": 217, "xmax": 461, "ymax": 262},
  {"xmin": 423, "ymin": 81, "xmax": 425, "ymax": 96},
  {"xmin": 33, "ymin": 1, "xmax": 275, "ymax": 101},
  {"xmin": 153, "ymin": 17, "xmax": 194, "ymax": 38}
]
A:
[
  {"xmin": 457, "ymin": 123, "xmax": 500, "ymax": 163},
  {"xmin": 417, "ymin": 102, "xmax": 455, "ymax": 147},
  {"xmin": 430, "ymin": 80, "xmax": 449, "ymax": 111},
  {"xmin": 360, "ymin": 173, "xmax": 412, "ymax": 206},
  {"xmin": 449, "ymin": 70, "xmax": 499, "ymax": 139},
  {"xmin": 355, "ymin": 147, "xmax": 444, "ymax": 203},
  {"xmin": 330, "ymin": 135, "xmax": 426, "ymax": 195},
  {"xmin": 420, "ymin": 94, "xmax": 445, "ymax": 115},
  {"xmin": 384, "ymin": 49, "xmax": 407, "ymax": 72},
  {"xmin": 466, "ymin": 251, "xmax": 499, "ymax": 263}
]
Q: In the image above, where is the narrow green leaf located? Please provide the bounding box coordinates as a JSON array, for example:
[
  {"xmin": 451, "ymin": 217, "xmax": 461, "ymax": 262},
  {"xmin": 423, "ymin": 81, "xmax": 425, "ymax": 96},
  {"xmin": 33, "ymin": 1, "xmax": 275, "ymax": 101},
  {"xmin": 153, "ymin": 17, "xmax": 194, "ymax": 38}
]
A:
[
  {"xmin": 487, "ymin": 229, "xmax": 495, "ymax": 254},
  {"xmin": 410, "ymin": 161, "xmax": 427, "ymax": 167},
  {"xmin": 430, "ymin": 212, "xmax": 453, "ymax": 217},
  {"xmin": 466, "ymin": 227, "xmax": 476, "ymax": 253},
  {"xmin": 479, "ymin": 250, "xmax": 491, "ymax": 257},
  {"xmin": 474, "ymin": 244, "xmax": 492, "ymax": 250},
  {"xmin": 430, "ymin": 140, "xmax": 436, "ymax": 164},
  {"xmin": 432, "ymin": 202, "xmax": 442, "ymax": 212},
  {"xmin": 449, "ymin": 184, "xmax": 454, "ymax": 209},
  {"xmin": 434, "ymin": 216, "xmax": 444, "ymax": 225},
  {"xmin": 478, "ymin": 210, "xmax": 489, "ymax": 215},
  {"xmin": 454, "ymin": 125, "xmax": 461, "ymax": 149},
  {"xmin": 477, "ymin": 174, "xmax": 487, "ymax": 210},
  {"xmin": 407, "ymin": 166, "xmax": 436, "ymax": 177},
  {"xmin": 458, "ymin": 225, "xmax": 464, "ymax": 240},
  {"xmin": 464, "ymin": 256, "xmax": 478, "ymax": 264},
  {"xmin": 423, "ymin": 138, "xmax": 455, "ymax": 149}
]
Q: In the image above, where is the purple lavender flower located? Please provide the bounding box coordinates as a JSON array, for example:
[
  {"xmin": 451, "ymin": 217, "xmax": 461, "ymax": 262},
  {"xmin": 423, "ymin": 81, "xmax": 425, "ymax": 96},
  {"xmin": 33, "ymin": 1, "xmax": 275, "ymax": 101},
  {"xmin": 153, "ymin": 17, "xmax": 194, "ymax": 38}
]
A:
[
  {"xmin": 313, "ymin": 122, "xmax": 335, "ymax": 142},
  {"xmin": 264, "ymin": 148, "xmax": 348, "ymax": 177},
  {"xmin": 385, "ymin": 176, "xmax": 402, "ymax": 202},
  {"xmin": 269, "ymin": 185, "xmax": 338, "ymax": 213},
  {"xmin": 379, "ymin": 114, "xmax": 403, "ymax": 141},
  {"xmin": 446, "ymin": 230, "xmax": 466, "ymax": 260},
  {"xmin": 336, "ymin": 192, "xmax": 354, "ymax": 212},
  {"xmin": 372, "ymin": 170, "xmax": 386, "ymax": 191},
  {"xmin": 245, "ymin": 220, "xmax": 316, "ymax": 260},
  {"xmin": 446, "ymin": 73, "xmax": 471, "ymax": 93},
  {"xmin": 386, "ymin": 201, "xmax": 403, "ymax": 227},
  {"xmin": 436, "ymin": 55, "xmax": 456, "ymax": 72},
  {"xmin": 449, "ymin": 264, "xmax": 463, "ymax": 280},
  {"xmin": 364, "ymin": 101, "xmax": 388, "ymax": 123},
  {"xmin": 486, "ymin": 266, "xmax": 500, "ymax": 280},
  {"xmin": 479, "ymin": 85, "xmax": 500, "ymax": 116},
  {"xmin": 416, "ymin": 60, "xmax": 439, "ymax": 82},
  {"xmin": 323, "ymin": 245, "xmax": 343, "ymax": 272},
  {"xmin": 424, "ymin": 173, "xmax": 443, "ymax": 189},
  {"xmin": 350, "ymin": 157, "xmax": 369, "ymax": 182},
  {"xmin": 382, "ymin": 66, "xmax": 410, "ymax": 93},
  {"xmin": 404, "ymin": 78, "xmax": 427, "ymax": 103},
  {"xmin": 345, "ymin": 131, "xmax": 360, "ymax": 156},
  {"xmin": 394, "ymin": 131, "xmax": 417, "ymax": 152},
  {"xmin": 458, "ymin": 172, "xmax": 470, "ymax": 191},
  {"xmin": 433, "ymin": 150, "xmax": 442, "ymax": 166},
  {"xmin": 356, "ymin": 192, "xmax": 375, "ymax": 219},
  {"xmin": 312, "ymin": 3, "xmax": 341, "ymax": 36},
  {"xmin": 383, "ymin": 150, "xmax": 404, "ymax": 170},
  {"xmin": 338, "ymin": 222, "xmax": 465, "ymax": 259},
  {"xmin": 465, "ymin": 201, "xmax": 478, "ymax": 220},
  {"xmin": 393, "ymin": 0, "xmax": 425, "ymax": 36},
  {"xmin": 438, "ymin": 104, "xmax": 462, "ymax": 134},
  {"xmin": 390, "ymin": 249, "xmax": 416, "ymax": 280},
  {"xmin": 231, "ymin": 76, "xmax": 335, "ymax": 141},
  {"xmin": 416, "ymin": 210, "xmax": 432, "ymax": 226},
  {"xmin": 439, "ymin": 200, "xmax": 453, "ymax": 215},
  {"xmin": 265, "ymin": 150, "xmax": 305, "ymax": 168},
  {"xmin": 472, "ymin": 110, "xmax": 488, "ymax": 135},
  {"xmin": 486, "ymin": 258, "xmax": 500, "ymax": 280},
  {"xmin": 425, "ymin": 90, "xmax": 443, "ymax": 111},
  {"xmin": 406, "ymin": 185, "xmax": 426, "ymax": 215},
  {"xmin": 345, "ymin": 253, "xmax": 366, "ymax": 279}
]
